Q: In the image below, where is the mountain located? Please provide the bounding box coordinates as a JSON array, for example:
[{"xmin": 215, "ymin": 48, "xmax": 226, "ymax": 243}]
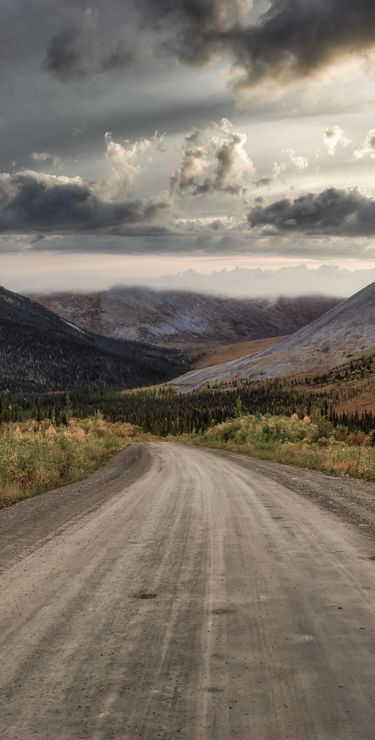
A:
[
  {"xmin": 173, "ymin": 282, "xmax": 375, "ymax": 390},
  {"xmin": 0, "ymin": 286, "xmax": 187, "ymax": 392},
  {"xmin": 33, "ymin": 286, "xmax": 340, "ymax": 348}
]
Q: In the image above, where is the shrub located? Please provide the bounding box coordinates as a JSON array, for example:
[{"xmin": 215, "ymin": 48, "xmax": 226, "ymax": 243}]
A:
[
  {"xmin": 193, "ymin": 413, "xmax": 375, "ymax": 483},
  {"xmin": 333, "ymin": 425, "xmax": 349, "ymax": 442},
  {"xmin": 0, "ymin": 418, "xmax": 135, "ymax": 508}
]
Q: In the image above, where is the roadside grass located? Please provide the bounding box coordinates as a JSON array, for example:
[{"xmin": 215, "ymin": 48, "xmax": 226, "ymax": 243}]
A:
[
  {"xmin": 174, "ymin": 413, "xmax": 375, "ymax": 483},
  {"xmin": 2, "ymin": 411, "xmax": 374, "ymax": 510},
  {"xmin": 0, "ymin": 416, "xmax": 136, "ymax": 508}
]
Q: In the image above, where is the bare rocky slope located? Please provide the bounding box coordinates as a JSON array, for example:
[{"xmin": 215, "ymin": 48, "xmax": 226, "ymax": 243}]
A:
[
  {"xmin": 173, "ymin": 282, "xmax": 375, "ymax": 390},
  {"xmin": 0, "ymin": 286, "xmax": 187, "ymax": 392},
  {"xmin": 33, "ymin": 286, "xmax": 339, "ymax": 348}
]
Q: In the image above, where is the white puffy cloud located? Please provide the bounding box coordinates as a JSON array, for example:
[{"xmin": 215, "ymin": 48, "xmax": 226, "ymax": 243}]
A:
[
  {"xmin": 97, "ymin": 131, "xmax": 163, "ymax": 201},
  {"xmin": 284, "ymin": 148, "xmax": 309, "ymax": 171},
  {"xmin": 354, "ymin": 129, "xmax": 375, "ymax": 160},
  {"xmin": 271, "ymin": 162, "xmax": 285, "ymax": 179},
  {"xmin": 254, "ymin": 161, "xmax": 287, "ymax": 189},
  {"xmin": 31, "ymin": 151, "xmax": 62, "ymax": 167},
  {"xmin": 171, "ymin": 118, "xmax": 254, "ymax": 197},
  {"xmin": 322, "ymin": 126, "xmax": 351, "ymax": 156},
  {"xmin": 170, "ymin": 132, "xmax": 210, "ymax": 196},
  {"xmin": 211, "ymin": 119, "xmax": 255, "ymax": 194}
]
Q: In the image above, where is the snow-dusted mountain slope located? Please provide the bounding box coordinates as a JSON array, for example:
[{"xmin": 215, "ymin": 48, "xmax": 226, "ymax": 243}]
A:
[
  {"xmin": 33, "ymin": 286, "xmax": 339, "ymax": 348},
  {"xmin": 172, "ymin": 282, "xmax": 375, "ymax": 390},
  {"xmin": 0, "ymin": 286, "xmax": 187, "ymax": 392}
]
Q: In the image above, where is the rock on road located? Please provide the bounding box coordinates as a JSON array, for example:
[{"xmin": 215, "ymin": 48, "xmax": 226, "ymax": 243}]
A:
[{"xmin": 1, "ymin": 442, "xmax": 375, "ymax": 739}]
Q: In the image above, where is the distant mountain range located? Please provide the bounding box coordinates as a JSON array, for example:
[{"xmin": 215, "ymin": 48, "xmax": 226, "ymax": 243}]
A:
[
  {"xmin": 33, "ymin": 286, "xmax": 340, "ymax": 348},
  {"xmin": 2, "ymin": 282, "xmax": 365, "ymax": 395},
  {"xmin": 0, "ymin": 286, "xmax": 188, "ymax": 392},
  {"xmin": 173, "ymin": 282, "xmax": 375, "ymax": 390}
]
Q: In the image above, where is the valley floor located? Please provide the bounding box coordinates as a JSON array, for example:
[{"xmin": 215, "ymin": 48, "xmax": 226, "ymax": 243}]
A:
[{"xmin": 193, "ymin": 335, "xmax": 285, "ymax": 369}]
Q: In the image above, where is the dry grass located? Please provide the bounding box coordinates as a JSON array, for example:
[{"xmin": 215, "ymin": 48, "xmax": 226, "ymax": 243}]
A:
[
  {"xmin": 3, "ymin": 408, "xmax": 374, "ymax": 511},
  {"xmin": 180, "ymin": 413, "xmax": 375, "ymax": 482},
  {"xmin": 335, "ymin": 377, "xmax": 375, "ymax": 415},
  {"xmin": 193, "ymin": 336, "xmax": 285, "ymax": 369},
  {"xmin": 0, "ymin": 416, "xmax": 136, "ymax": 508}
]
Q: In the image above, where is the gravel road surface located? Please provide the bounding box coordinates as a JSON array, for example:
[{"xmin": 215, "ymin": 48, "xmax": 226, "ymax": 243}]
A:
[{"xmin": 1, "ymin": 442, "xmax": 375, "ymax": 739}]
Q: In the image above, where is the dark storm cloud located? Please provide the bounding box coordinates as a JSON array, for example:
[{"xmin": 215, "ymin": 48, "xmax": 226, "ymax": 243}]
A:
[
  {"xmin": 228, "ymin": 0, "xmax": 375, "ymax": 91},
  {"xmin": 248, "ymin": 188, "xmax": 375, "ymax": 237},
  {"xmin": 143, "ymin": 0, "xmax": 375, "ymax": 91},
  {"xmin": 44, "ymin": 6, "xmax": 136, "ymax": 81},
  {"xmin": 44, "ymin": 10, "xmax": 99, "ymax": 81},
  {"xmin": 0, "ymin": 171, "xmax": 168, "ymax": 235},
  {"xmin": 43, "ymin": 0, "xmax": 250, "ymax": 80},
  {"xmin": 138, "ymin": 0, "xmax": 250, "ymax": 64},
  {"xmin": 42, "ymin": 0, "xmax": 375, "ymax": 93},
  {"xmin": 2, "ymin": 0, "xmax": 375, "ymax": 94}
]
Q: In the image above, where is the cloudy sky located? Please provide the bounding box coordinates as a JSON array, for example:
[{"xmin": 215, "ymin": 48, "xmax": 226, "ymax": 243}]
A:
[{"xmin": 2, "ymin": 0, "xmax": 375, "ymax": 295}]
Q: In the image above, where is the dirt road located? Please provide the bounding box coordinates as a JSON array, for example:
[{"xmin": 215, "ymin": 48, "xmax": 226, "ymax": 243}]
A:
[{"xmin": 1, "ymin": 442, "xmax": 375, "ymax": 739}]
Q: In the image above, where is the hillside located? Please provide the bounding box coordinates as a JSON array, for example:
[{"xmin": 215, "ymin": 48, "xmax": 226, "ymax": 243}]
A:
[
  {"xmin": 0, "ymin": 286, "xmax": 187, "ymax": 392},
  {"xmin": 33, "ymin": 287, "xmax": 340, "ymax": 348},
  {"xmin": 173, "ymin": 282, "xmax": 375, "ymax": 390}
]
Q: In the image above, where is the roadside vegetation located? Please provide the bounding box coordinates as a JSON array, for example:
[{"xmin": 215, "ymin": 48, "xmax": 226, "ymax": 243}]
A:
[
  {"xmin": 0, "ymin": 352, "xmax": 374, "ymax": 507},
  {"xmin": 182, "ymin": 413, "xmax": 375, "ymax": 482},
  {"xmin": 1, "ymin": 409, "xmax": 374, "ymax": 509},
  {"xmin": 0, "ymin": 416, "xmax": 135, "ymax": 508}
]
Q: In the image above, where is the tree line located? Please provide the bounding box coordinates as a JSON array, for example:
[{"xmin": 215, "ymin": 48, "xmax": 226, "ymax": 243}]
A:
[{"xmin": 0, "ymin": 374, "xmax": 373, "ymax": 435}]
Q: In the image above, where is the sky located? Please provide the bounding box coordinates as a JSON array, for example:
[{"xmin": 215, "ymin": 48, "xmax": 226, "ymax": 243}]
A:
[{"xmin": 2, "ymin": 0, "xmax": 375, "ymax": 296}]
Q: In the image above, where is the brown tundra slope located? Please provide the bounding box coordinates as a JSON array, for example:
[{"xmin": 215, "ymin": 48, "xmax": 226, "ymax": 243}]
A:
[{"xmin": 173, "ymin": 282, "xmax": 375, "ymax": 390}]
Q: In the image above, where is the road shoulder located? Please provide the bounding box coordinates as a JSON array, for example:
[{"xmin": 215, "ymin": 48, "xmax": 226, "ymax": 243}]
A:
[{"xmin": 0, "ymin": 443, "xmax": 151, "ymax": 570}]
